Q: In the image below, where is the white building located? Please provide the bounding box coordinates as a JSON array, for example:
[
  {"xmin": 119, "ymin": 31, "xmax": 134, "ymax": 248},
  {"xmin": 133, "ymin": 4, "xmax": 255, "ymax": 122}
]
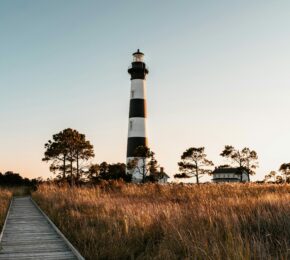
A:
[
  {"xmin": 156, "ymin": 167, "xmax": 170, "ymax": 184},
  {"xmin": 212, "ymin": 167, "xmax": 250, "ymax": 183}
]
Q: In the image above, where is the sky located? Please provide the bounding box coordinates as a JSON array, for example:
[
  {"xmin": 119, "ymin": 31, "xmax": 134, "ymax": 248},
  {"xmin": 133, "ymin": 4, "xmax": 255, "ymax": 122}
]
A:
[{"xmin": 1, "ymin": 0, "xmax": 290, "ymax": 181}]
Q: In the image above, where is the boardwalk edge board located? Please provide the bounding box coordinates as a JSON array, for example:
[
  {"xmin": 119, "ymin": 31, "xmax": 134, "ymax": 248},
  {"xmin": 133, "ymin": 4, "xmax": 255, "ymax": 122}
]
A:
[
  {"xmin": 30, "ymin": 197, "xmax": 85, "ymax": 260},
  {"xmin": 0, "ymin": 197, "xmax": 13, "ymax": 244}
]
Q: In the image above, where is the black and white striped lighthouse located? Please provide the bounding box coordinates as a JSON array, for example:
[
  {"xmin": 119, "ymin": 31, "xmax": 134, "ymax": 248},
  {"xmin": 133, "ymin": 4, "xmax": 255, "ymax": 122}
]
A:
[{"xmin": 127, "ymin": 49, "xmax": 149, "ymax": 182}]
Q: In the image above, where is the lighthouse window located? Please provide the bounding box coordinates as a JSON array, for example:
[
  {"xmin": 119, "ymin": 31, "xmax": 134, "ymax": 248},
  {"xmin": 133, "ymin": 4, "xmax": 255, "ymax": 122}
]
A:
[
  {"xmin": 130, "ymin": 121, "xmax": 133, "ymax": 130},
  {"xmin": 131, "ymin": 90, "xmax": 135, "ymax": 98}
]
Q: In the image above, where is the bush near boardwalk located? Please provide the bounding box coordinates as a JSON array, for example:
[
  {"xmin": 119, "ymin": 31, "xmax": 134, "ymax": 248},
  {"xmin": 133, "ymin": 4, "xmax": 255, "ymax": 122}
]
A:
[{"xmin": 33, "ymin": 183, "xmax": 290, "ymax": 260}]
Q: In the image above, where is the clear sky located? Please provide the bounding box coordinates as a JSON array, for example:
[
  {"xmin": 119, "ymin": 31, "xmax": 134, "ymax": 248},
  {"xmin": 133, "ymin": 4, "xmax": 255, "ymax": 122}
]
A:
[{"xmin": 1, "ymin": 0, "xmax": 290, "ymax": 181}]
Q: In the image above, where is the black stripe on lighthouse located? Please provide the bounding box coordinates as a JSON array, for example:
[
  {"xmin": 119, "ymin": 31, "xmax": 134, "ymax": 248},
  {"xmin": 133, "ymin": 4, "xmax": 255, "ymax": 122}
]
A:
[
  {"xmin": 127, "ymin": 137, "xmax": 148, "ymax": 157},
  {"xmin": 129, "ymin": 99, "xmax": 147, "ymax": 118}
]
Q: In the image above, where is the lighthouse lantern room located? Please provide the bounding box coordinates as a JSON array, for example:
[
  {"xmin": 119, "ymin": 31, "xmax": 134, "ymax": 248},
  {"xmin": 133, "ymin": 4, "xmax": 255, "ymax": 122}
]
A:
[{"xmin": 133, "ymin": 49, "xmax": 144, "ymax": 62}]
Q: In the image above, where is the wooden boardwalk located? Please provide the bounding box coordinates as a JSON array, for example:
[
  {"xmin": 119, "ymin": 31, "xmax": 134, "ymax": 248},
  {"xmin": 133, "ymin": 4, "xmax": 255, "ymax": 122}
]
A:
[{"xmin": 0, "ymin": 197, "xmax": 84, "ymax": 260}]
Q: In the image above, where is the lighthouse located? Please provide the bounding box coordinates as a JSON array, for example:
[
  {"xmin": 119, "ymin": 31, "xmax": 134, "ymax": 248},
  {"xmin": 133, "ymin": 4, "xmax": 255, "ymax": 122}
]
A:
[{"xmin": 127, "ymin": 49, "xmax": 149, "ymax": 182}]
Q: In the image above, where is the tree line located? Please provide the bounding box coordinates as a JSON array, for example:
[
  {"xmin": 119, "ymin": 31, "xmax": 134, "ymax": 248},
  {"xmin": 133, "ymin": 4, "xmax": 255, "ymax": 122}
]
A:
[
  {"xmin": 174, "ymin": 145, "xmax": 290, "ymax": 184},
  {"xmin": 0, "ymin": 171, "xmax": 38, "ymax": 187},
  {"xmin": 42, "ymin": 128, "xmax": 290, "ymax": 184},
  {"xmin": 42, "ymin": 128, "xmax": 166, "ymax": 184},
  {"xmin": 175, "ymin": 145, "xmax": 258, "ymax": 183},
  {"xmin": 264, "ymin": 164, "xmax": 290, "ymax": 183}
]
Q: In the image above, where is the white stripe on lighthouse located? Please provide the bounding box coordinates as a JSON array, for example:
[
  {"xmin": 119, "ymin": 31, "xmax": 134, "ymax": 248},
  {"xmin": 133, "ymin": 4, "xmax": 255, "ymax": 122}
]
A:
[
  {"xmin": 128, "ymin": 118, "xmax": 147, "ymax": 138},
  {"xmin": 130, "ymin": 79, "xmax": 146, "ymax": 99}
]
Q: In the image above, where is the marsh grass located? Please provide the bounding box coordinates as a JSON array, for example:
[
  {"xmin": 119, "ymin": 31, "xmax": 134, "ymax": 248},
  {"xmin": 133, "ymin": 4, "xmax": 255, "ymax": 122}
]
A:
[
  {"xmin": 10, "ymin": 186, "xmax": 34, "ymax": 197},
  {"xmin": 0, "ymin": 188, "xmax": 12, "ymax": 232},
  {"xmin": 33, "ymin": 183, "xmax": 290, "ymax": 259}
]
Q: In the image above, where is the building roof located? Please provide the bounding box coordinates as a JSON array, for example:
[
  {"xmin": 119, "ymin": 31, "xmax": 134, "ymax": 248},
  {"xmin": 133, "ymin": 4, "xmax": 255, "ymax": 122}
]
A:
[
  {"xmin": 161, "ymin": 173, "xmax": 170, "ymax": 178},
  {"xmin": 157, "ymin": 171, "xmax": 170, "ymax": 179}
]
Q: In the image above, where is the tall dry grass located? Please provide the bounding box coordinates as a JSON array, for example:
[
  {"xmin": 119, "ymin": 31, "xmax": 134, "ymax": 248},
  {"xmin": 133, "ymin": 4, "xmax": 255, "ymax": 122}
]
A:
[
  {"xmin": 0, "ymin": 188, "xmax": 12, "ymax": 232},
  {"xmin": 33, "ymin": 183, "xmax": 290, "ymax": 259}
]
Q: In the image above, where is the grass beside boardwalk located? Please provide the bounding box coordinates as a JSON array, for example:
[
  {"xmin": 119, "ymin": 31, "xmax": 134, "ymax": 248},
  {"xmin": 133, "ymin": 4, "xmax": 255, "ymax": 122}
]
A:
[
  {"xmin": 0, "ymin": 189, "xmax": 13, "ymax": 232},
  {"xmin": 33, "ymin": 183, "xmax": 290, "ymax": 260}
]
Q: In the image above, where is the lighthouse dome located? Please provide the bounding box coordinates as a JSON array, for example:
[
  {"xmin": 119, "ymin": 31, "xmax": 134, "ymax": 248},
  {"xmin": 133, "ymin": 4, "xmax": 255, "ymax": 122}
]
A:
[{"xmin": 133, "ymin": 49, "xmax": 144, "ymax": 62}]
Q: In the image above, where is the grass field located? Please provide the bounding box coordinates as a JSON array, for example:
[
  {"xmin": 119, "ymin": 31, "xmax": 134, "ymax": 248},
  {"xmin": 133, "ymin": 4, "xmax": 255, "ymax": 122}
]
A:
[
  {"xmin": 32, "ymin": 183, "xmax": 290, "ymax": 260},
  {"xmin": 0, "ymin": 188, "xmax": 12, "ymax": 232}
]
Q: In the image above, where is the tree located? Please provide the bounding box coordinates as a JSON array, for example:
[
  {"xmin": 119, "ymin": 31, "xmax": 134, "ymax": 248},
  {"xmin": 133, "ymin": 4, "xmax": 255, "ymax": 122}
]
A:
[
  {"xmin": 87, "ymin": 164, "xmax": 101, "ymax": 182},
  {"xmin": 0, "ymin": 171, "xmax": 39, "ymax": 187},
  {"xmin": 106, "ymin": 163, "xmax": 129, "ymax": 181},
  {"xmin": 87, "ymin": 162, "xmax": 131, "ymax": 182},
  {"xmin": 279, "ymin": 163, "xmax": 290, "ymax": 183},
  {"xmin": 174, "ymin": 147, "xmax": 214, "ymax": 184},
  {"xmin": 220, "ymin": 145, "xmax": 258, "ymax": 181},
  {"xmin": 275, "ymin": 175, "xmax": 284, "ymax": 184},
  {"xmin": 99, "ymin": 162, "xmax": 109, "ymax": 178},
  {"xmin": 43, "ymin": 128, "xmax": 94, "ymax": 185},
  {"xmin": 43, "ymin": 132, "xmax": 69, "ymax": 180},
  {"xmin": 147, "ymin": 167, "xmax": 169, "ymax": 183},
  {"xmin": 72, "ymin": 132, "xmax": 94, "ymax": 181},
  {"xmin": 127, "ymin": 146, "xmax": 157, "ymax": 183},
  {"xmin": 148, "ymin": 152, "xmax": 159, "ymax": 175},
  {"xmin": 264, "ymin": 171, "xmax": 277, "ymax": 183},
  {"xmin": 148, "ymin": 157, "xmax": 165, "ymax": 183}
]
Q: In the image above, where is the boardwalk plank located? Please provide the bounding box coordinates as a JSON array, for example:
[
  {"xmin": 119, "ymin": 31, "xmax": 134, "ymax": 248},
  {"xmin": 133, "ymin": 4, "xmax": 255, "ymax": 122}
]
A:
[{"xmin": 0, "ymin": 197, "xmax": 84, "ymax": 260}]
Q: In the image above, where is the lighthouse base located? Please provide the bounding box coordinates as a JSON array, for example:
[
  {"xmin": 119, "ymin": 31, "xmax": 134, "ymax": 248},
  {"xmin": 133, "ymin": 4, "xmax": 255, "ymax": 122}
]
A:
[{"xmin": 126, "ymin": 157, "xmax": 147, "ymax": 183}]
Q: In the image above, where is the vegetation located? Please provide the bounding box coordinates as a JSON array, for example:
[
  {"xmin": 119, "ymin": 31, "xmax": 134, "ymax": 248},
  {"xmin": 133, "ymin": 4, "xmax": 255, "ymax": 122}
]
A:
[
  {"xmin": 220, "ymin": 145, "xmax": 258, "ymax": 180},
  {"xmin": 33, "ymin": 183, "xmax": 290, "ymax": 260},
  {"xmin": 43, "ymin": 128, "xmax": 94, "ymax": 185},
  {"xmin": 0, "ymin": 171, "xmax": 38, "ymax": 187},
  {"xmin": 87, "ymin": 162, "xmax": 131, "ymax": 182},
  {"xmin": 264, "ymin": 171, "xmax": 280, "ymax": 183},
  {"xmin": 264, "ymin": 163, "xmax": 290, "ymax": 184},
  {"xmin": 0, "ymin": 189, "xmax": 12, "ymax": 232},
  {"xmin": 127, "ymin": 146, "xmax": 159, "ymax": 183},
  {"xmin": 279, "ymin": 163, "xmax": 290, "ymax": 182},
  {"xmin": 174, "ymin": 147, "xmax": 213, "ymax": 183}
]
